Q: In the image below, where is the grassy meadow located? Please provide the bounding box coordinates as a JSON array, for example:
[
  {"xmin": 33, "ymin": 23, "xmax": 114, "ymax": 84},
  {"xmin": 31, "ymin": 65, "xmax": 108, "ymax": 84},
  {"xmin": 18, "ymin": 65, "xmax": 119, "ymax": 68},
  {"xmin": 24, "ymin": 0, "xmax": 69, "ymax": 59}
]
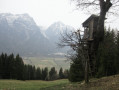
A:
[
  {"xmin": 0, "ymin": 79, "xmax": 69, "ymax": 90},
  {"xmin": 1, "ymin": 74, "xmax": 119, "ymax": 90},
  {"xmin": 23, "ymin": 57, "xmax": 70, "ymax": 71}
]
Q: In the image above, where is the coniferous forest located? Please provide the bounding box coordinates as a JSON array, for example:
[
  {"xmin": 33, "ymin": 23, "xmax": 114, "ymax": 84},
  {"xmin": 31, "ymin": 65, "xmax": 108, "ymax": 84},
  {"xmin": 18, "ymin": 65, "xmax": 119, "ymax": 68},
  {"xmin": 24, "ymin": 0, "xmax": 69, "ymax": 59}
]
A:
[
  {"xmin": 96, "ymin": 28, "xmax": 119, "ymax": 77},
  {"xmin": 0, "ymin": 53, "xmax": 69, "ymax": 80},
  {"xmin": 69, "ymin": 28, "xmax": 119, "ymax": 82}
]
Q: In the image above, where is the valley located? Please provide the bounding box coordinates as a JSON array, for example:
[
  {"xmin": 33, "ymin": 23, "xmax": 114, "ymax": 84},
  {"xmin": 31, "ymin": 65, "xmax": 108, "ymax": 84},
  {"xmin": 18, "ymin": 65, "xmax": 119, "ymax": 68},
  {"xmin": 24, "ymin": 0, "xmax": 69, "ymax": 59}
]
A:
[{"xmin": 23, "ymin": 57, "xmax": 70, "ymax": 71}]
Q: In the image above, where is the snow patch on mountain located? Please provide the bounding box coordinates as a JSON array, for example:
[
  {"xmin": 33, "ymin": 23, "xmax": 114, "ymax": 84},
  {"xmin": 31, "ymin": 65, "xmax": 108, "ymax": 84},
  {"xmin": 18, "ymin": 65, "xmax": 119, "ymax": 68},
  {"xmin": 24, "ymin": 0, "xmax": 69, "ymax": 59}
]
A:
[
  {"xmin": 45, "ymin": 21, "xmax": 75, "ymax": 40},
  {"xmin": 0, "ymin": 13, "xmax": 36, "ymax": 27},
  {"xmin": 0, "ymin": 13, "xmax": 75, "ymax": 57}
]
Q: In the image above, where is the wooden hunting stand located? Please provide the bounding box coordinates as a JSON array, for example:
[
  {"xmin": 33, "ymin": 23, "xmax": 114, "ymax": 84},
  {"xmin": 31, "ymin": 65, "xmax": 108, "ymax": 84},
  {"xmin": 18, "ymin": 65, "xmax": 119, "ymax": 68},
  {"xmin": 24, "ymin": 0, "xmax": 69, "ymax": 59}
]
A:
[
  {"xmin": 83, "ymin": 14, "xmax": 99, "ymax": 41},
  {"xmin": 80, "ymin": 14, "xmax": 99, "ymax": 83}
]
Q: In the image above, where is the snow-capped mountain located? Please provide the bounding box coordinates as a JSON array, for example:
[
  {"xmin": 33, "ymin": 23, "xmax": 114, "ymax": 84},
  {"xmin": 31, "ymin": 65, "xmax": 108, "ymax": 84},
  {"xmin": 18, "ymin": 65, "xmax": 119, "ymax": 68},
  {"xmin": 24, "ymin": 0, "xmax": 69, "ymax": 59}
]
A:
[
  {"xmin": 45, "ymin": 21, "xmax": 74, "ymax": 55},
  {"xmin": 0, "ymin": 13, "xmax": 36, "ymax": 28},
  {"xmin": 0, "ymin": 13, "xmax": 49, "ymax": 56},
  {"xmin": 45, "ymin": 21, "xmax": 74, "ymax": 41},
  {"xmin": 0, "ymin": 13, "xmax": 74, "ymax": 57}
]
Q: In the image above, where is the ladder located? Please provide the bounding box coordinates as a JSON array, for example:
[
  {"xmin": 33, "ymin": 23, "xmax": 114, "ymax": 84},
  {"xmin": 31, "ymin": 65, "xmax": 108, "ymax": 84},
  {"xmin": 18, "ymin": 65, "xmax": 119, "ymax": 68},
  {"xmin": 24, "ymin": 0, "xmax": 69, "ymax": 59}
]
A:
[{"xmin": 78, "ymin": 30, "xmax": 96, "ymax": 77}]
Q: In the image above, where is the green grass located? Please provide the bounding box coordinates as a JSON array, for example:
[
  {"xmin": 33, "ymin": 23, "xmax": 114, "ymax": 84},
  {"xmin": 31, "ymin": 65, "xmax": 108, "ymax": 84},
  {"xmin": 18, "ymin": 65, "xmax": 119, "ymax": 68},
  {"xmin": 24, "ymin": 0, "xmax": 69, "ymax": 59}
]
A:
[
  {"xmin": 48, "ymin": 75, "xmax": 119, "ymax": 90},
  {"xmin": 1, "ymin": 75, "xmax": 119, "ymax": 90},
  {"xmin": 23, "ymin": 57, "xmax": 70, "ymax": 71},
  {"xmin": 0, "ymin": 79, "xmax": 69, "ymax": 90}
]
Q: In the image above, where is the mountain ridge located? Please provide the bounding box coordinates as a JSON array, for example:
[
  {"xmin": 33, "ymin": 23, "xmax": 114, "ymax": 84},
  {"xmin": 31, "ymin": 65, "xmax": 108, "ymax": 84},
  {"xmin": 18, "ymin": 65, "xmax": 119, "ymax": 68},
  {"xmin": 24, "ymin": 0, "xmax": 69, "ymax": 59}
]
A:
[{"xmin": 0, "ymin": 13, "xmax": 74, "ymax": 57}]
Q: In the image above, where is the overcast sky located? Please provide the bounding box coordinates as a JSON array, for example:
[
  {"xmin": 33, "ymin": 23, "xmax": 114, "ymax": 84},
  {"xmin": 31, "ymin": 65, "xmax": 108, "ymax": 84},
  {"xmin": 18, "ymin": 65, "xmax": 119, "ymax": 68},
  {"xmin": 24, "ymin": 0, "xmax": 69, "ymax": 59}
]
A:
[{"xmin": 0, "ymin": 0, "xmax": 119, "ymax": 29}]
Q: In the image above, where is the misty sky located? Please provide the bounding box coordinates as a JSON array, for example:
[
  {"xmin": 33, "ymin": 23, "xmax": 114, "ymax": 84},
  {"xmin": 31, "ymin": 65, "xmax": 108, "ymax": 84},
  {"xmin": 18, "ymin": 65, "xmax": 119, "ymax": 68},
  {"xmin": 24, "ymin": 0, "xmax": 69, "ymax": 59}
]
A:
[{"xmin": 0, "ymin": 0, "xmax": 119, "ymax": 29}]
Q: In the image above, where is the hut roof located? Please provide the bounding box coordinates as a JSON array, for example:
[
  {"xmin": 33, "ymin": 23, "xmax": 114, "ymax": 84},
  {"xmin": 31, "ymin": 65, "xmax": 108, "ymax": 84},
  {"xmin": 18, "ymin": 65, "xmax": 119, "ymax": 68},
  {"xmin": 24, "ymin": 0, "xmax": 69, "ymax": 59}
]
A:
[{"xmin": 82, "ymin": 14, "xmax": 99, "ymax": 27}]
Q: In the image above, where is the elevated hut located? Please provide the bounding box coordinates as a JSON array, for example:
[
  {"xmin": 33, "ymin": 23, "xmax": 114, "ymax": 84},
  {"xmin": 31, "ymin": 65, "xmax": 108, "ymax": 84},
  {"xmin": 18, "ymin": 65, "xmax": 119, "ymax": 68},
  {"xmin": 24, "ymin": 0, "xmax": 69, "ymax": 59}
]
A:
[
  {"xmin": 82, "ymin": 14, "xmax": 99, "ymax": 41},
  {"xmin": 82, "ymin": 15, "xmax": 99, "ymax": 77}
]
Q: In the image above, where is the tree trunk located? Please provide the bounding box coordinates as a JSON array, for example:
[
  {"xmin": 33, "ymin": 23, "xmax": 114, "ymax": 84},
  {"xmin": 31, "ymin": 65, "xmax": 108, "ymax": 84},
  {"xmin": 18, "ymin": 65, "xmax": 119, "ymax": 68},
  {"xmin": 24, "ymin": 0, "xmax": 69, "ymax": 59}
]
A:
[
  {"xmin": 85, "ymin": 59, "xmax": 89, "ymax": 84},
  {"xmin": 94, "ymin": 0, "xmax": 112, "ymax": 50}
]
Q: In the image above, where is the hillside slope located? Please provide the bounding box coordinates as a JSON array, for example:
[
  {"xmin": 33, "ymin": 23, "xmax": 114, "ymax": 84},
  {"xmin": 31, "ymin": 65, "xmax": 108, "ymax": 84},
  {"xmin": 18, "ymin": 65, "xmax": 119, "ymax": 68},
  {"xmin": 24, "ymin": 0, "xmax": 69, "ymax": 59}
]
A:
[{"xmin": 44, "ymin": 74, "xmax": 119, "ymax": 90}]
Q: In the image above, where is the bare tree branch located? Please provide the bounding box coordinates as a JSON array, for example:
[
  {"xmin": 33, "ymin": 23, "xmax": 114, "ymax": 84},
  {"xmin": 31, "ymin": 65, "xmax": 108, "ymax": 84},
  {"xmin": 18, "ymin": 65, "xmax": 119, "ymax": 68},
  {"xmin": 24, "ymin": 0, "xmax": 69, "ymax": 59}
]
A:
[{"xmin": 71, "ymin": 0, "xmax": 119, "ymax": 15}]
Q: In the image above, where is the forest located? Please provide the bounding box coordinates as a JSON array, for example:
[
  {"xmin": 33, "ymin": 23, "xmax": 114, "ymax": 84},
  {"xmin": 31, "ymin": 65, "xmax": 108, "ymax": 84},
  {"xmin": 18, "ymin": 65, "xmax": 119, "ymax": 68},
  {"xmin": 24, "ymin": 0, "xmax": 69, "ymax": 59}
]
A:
[
  {"xmin": 0, "ymin": 53, "xmax": 68, "ymax": 80},
  {"xmin": 69, "ymin": 27, "xmax": 119, "ymax": 82}
]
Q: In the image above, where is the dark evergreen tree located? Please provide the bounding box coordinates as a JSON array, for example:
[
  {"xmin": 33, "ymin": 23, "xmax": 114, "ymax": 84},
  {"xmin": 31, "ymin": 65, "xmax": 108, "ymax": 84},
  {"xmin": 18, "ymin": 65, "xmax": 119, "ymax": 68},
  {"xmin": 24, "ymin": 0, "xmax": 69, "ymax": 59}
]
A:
[
  {"xmin": 36, "ymin": 67, "xmax": 42, "ymax": 80},
  {"xmin": 28, "ymin": 65, "xmax": 33, "ymax": 80},
  {"xmin": 42, "ymin": 67, "xmax": 48, "ymax": 80},
  {"xmin": 24, "ymin": 64, "xmax": 29, "ymax": 80},
  {"xmin": 15, "ymin": 54, "xmax": 24, "ymax": 80},
  {"xmin": 0, "ymin": 53, "xmax": 4, "ymax": 79},
  {"xmin": 31, "ymin": 66, "xmax": 36, "ymax": 80},
  {"xmin": 0, "ymin": 55, "xmax": 2, "ymax": 79},
  {"xmin": 59, "ymin": 67, "xmax": 64, "ymax": 79},
  {"xmin": 115, "ymin": 31, "xmax": 119, "ymax": 73},
  {"xmin": 7, "ymin": 53, "xmax": 15, "ymax": 79},
  {"xmin": 96, "ymin": 29, "xmax": 117, "ymax": 77},
  {"xmin": 0, "ymin": 53, "xmax": 8, "ymax": 79},
  {"xmin": 63, "ymin": 69, "xmax": 69, "ymax": 79},
  {"xmin": 49, "ymin": 67, "xmax": 57, "ymax": 80},
  {"xmin": 41, "ymin": 68, "xmax": 44, "ymax": 80},
  {"xmin": 69, "ymin": 55, "xmax": 84, "ymax": 82}
]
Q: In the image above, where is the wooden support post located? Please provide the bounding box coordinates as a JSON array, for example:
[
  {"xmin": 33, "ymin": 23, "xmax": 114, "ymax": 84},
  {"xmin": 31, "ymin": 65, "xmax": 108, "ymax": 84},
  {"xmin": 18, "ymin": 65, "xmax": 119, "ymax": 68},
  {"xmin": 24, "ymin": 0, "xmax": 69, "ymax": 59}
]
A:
[{"xmin": 85, "ymin": 59, "xmax": 89, "ymax": 84}]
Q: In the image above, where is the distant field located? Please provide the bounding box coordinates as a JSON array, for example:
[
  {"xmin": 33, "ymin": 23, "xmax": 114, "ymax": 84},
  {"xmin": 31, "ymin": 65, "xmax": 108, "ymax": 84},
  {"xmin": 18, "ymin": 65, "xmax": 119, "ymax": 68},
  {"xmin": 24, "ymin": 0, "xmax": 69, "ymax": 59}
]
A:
[
  {"xmin": 0, "ymin": 79, "xmax": 69, "ymax": 90},
  {"xmin": 23, "ymin": 57, "xmax": 70, "ymax": 71}
]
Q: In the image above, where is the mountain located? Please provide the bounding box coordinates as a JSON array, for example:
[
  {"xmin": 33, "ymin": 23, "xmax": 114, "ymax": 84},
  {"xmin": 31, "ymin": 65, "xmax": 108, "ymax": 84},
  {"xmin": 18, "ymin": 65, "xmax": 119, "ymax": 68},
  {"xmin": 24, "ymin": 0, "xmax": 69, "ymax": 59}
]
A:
[
  {"xmin": 0, "ymin": 13, "xmax": 49, "ymax": 56},
  {"xmin": 46, "ymin": 21, "xmax": 74, "ymax": 41},
  {"xmin": 45, "ymin": 21, "xmax": 74, "ymax": 55},
  {"xmin": 0, "ymin": 13, "xmax": 74, "ymax": 57}
]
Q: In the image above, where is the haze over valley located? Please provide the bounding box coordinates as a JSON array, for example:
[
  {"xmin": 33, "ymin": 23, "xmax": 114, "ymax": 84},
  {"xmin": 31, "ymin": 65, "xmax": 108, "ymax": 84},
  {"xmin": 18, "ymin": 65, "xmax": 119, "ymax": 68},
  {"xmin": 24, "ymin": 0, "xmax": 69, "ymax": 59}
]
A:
[{"xmin": 0, "ymin": 13, "xmax": 74, "ymax": 57}]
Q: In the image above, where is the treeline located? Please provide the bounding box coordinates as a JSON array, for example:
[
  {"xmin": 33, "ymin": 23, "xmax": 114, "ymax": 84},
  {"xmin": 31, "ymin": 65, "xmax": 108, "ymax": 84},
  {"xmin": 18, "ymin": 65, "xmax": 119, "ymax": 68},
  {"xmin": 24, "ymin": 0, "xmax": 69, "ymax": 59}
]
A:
[
  {"xmin": 69, "ymin": 28, "xmax": 119, "ymax": 82},
  {"xmin": 0, "ymin": 53, "xmax": 69, "ymax": 80},
  {"xmin": 96, "ymin": 28, "xmax": 119, "ymax": 77}
]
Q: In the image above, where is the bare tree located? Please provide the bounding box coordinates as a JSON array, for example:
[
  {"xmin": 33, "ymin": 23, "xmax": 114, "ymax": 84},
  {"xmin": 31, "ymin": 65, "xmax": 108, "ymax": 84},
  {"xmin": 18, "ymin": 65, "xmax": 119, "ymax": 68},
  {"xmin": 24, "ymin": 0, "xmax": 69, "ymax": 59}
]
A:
[
  {"xmin": 58, "ymin": 0, "xmax": 119, "ymax": 84},
  {"xmin": 72, "ymin": 0, "xmax": 119, "ymax": 44},
  {"xmin": 58, "ymin": 30, "xmax": 90, "ymax": 83}
]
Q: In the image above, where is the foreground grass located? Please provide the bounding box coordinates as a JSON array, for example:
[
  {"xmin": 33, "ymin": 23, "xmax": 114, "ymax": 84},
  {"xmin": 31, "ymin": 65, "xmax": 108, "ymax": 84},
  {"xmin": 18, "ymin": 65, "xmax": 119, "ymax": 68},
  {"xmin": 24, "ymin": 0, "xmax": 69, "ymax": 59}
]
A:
[
  {"xmin": 0, "ymin": 79, "xmax": 69, "ymax": 90},
  {"xmin": 1, "ymin": 75, "xmax": 119, "ymax": 90},
  {"xmin": 44, "ymin": 75, "xmax": 119, "ymax": 90},
  {"xmin": 48, "ymin": 75, "xmax": 119, "ymax": 90}
]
